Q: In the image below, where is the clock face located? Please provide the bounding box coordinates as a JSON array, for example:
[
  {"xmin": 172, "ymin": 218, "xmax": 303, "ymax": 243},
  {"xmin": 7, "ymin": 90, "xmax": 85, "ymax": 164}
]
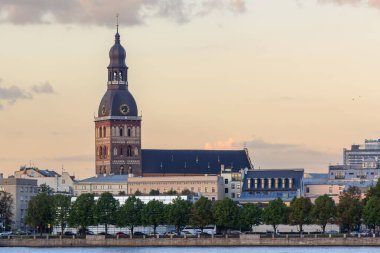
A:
[
  {"xmin": 101, "ymin": 105, "xmax": 106, "ymax": 115},
  {"xmin": 120, "ymin": 104, "xmax": 130, "ymax": 115}
]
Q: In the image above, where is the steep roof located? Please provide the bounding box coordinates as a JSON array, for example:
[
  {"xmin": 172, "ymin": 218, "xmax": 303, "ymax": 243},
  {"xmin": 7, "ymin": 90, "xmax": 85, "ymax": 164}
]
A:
[
  {"xmin": 79, "ymin": 174, "xmax": 129, "ymax": 183},
  {"xmin": 141, "ymin": 149, "xmax": 252, "ymax": 175}
]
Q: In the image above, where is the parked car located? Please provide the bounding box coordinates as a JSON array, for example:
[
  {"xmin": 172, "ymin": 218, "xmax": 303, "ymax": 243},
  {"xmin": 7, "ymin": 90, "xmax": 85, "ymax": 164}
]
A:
[
  {"xmin": 181, "ymin": 231, "xmax": 193, "ymax": 236},
  {"xmin": 115, "ymin": 232, "xmax": 128, "ymax": 238},
  {"xmin": 229, "ymin": 230, "xmax": 242, "ymax": 235},
  {"xmin": 64, "ymin": 231, "xmax": 76, "ymax": 236},
  {"xmin": 350, "ymin": 231, "xmax": 360, "ymax": 236},
  {"xmin": 0, "ymin": 231, "xmax": 12, "ymax": 236},
  {"xmin": 133, "ymin": 231, "xmax": 146, "ymax": 236},
  {"xmin": 360, "ymin": 230, "xmax": 370, "ymax": 236}
]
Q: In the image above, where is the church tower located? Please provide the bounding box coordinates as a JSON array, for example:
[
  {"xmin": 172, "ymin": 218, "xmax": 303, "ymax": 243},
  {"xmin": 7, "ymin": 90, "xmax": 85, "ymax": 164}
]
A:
[{"xmin": 94, "ymin": 25, "xmax": 142, "ymax": 176}]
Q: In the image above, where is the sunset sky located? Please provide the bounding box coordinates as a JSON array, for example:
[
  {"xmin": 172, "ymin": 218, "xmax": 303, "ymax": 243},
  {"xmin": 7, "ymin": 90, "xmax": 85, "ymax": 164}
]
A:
[{"xmin": 1, "ymin": 0, "xmax": 380, "ymax": 179}]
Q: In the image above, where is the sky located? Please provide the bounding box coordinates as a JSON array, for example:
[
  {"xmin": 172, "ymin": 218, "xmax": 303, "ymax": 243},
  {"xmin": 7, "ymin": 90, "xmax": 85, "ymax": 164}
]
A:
[{"xmin": 1, "ymin": 0, "xmax": 380, "ymax": 179}]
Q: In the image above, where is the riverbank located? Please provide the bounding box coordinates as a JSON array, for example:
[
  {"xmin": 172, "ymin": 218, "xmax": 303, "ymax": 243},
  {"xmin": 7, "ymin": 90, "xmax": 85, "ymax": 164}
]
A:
[{"xmin": 2, "ymin": 234, "xmax": 380, "ymax": 247}]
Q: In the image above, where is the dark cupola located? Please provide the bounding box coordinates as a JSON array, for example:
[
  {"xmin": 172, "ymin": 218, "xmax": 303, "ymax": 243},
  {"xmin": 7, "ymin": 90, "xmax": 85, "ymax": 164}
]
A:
[{"xmin": 107, "ymin": 23, "xmax": 128, "ymax": 86}]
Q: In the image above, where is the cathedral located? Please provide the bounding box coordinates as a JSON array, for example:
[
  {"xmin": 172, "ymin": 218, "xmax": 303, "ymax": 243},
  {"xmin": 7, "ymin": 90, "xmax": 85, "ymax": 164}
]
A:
[{"xmin": 94, "ymin": 28, "xmax": 252, "ymax": 178}]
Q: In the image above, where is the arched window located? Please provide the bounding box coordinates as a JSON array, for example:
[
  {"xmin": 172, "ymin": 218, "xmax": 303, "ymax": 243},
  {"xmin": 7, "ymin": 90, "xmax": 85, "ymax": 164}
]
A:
[
  {"xmin": 103, "ymin": 127, "xmax": 106, "ymax": 137},
  {"xmin": 113, "ymin": 147, "xmax": 118, "ymax": 156},
  {"xmin": 134, "ymin": 147, "xmax": 139, "ymax": 156},
  {"xmin": 132, "ymin": 127, "xmax": 136, "ymax": 137},
  {"xmin": 127, "ymin": 128, "xmax": 131, "ymax": 137},
  {"xmin": 120, "ymin": 147, "xmax": 123, "ymax": 156},
  {"xmin": 127, "ymin": 146, "xmax": 132, "ymax": 157},
  {"xmin": 113, "ymin": 71, "xmax": 117, "ymax": 80},
  {"xmin": 119, "ymin": 127, "xmax": 123, "ymax": 137},
  {"xmin": 99, "ymin": 127, "xmax": 102, "ymax": 138},
  {"xmin": 128, "ymin": 166, "xmax": 132, "ymax": 174},
  {"xmin": 103, "ymin": 146, "xmax": 107, "ymax": 158},
  {"xmin": 99, "ymin": 147, "xmax": 103, "ymax": 157},
  {"xmin": 120, "ymin": 166, "xmax": 125, "ymax": 175},
  {"xmin": 119, "ymin": 71, "xmax": 123, "ymax": 81}
]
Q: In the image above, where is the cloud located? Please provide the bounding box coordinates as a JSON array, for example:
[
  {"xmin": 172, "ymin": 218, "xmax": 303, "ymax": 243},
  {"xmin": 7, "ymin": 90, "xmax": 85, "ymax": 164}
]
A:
[
  {"xmin": 0, "ymin": 79, "xmax": 55, "ymax": 110},
  {"xmin": 0, "ymin": 82, "xmax": 32, "ymax": 104},
  {"xmin": 204, "ymin": 137, "xmax": 237, "ymax": 149},
  {"xmin": 317, "ymin": 0, "xmax": 380, "ymax": 9},
  {"xmin": 32, "ymin": 82, "xmax": 55, "ymax": 94},
  {"xmin": 204, "ymin": 137, "xmax": 341, "ymax": 171},
  {"xmin": 0, "ymin": 0, "xmax": 247, "ymax": 26}
]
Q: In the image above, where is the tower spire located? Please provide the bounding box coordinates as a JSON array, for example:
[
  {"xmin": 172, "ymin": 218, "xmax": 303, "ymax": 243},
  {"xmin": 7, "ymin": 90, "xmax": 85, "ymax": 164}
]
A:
[{"xmin": 116, "ymin": 13, "xmax": 119, "ymax": 34}]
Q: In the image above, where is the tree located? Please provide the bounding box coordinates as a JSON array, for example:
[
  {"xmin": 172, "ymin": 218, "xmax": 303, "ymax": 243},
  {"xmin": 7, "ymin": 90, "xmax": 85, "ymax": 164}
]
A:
[
  {"xmin": 117, "ymin": 195, "xmax": 144, "ymax": 235},
  {"xmin": 336, "ymin": 187, "xmax": 362, "ymax": 233},
  {"xmin": 240, "ymin": 203, "xmax": 262, "ymax": 232},
  {"xmin": 363, "ymin": 196, "xmax": 380, "ymax": 232},
  {"xmin": 149, "ymin": 189, "xmax": 160, "ymax": 196},
  {"xmin": 167, "ymin": 197, "xmax": 191, "ymax": 234},
  {"xmin": 165, "ymin": 190, "xmax": 178, "ymax": 196},
  {"xmin": 181, "ymin": 189, "xmax": 194, "ymax": 195},
  {"xmin": 262, "ymin": 198, "xmax": 288, "ymax": 233},
  {"xmin": 0, "ymin": 191, "xmax": 13, "ymax": 231},
  {"xmin": 190, "ymin": 196, "xmax": 213, "ymax": 232},
  {"xmin": 95, "ymin": 192, "xmax": 119, "ymax": 235},
  {"xmin": 213, "ymin": 198, "xmax": 240, "ymax": 234},
  {"xmin": 25, "ymin": 193, "xmax": 55, "ymax": 235},
  {"xmin": 39, "ymin": 183, "xmax": 54, "ymax": 195},
  {"xmin": 311, "ymin": 195, "xmax": 336, "ymax": 233},
  {"xmin": 288, "ymin": 197, "xmax": 313, "ymax": 233},
  {"xmin": 53, "ymin": 195, "xmax": 71, "ymax": 235},
  {"xmin": 363, "ymin": 178, "xmax": 380, "ymax": 205},
  {"xmin": 141, "ymin": 199, "xmax": 166, "ymax": 234},
  {"xmin": 69, "ymin": 193, "xmax": 96, "ymax": 235},
  {"xmin": 118, "ymin": 191, "xmax": 126, "ymax": 196}
]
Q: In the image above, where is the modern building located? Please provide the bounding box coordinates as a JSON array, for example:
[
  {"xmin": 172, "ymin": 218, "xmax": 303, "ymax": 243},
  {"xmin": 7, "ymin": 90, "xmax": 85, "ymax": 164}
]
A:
[
  {"xmin": 328, "ymin": 164, "xmax": 380, "ymax": 181},
  {"xmin": 220, "ymin": 164, "xmax": 245, "ymax": 201},
  {"xmin": 73, "ymin": 174, "xmax": 129, "ymax": 196},
  {"xmin": 344, "ymin": 139, "xmax": 380, "ymax": 167},
  {"xmin": 127, "ymin": 175, "xmax": 224, "ymax": 201},
  {"xmin": 14, "ymin": 167, "xmax": 75, "ymax": 195},
  {"xmin": 239, "ymin": 169, "xmax": 304, "ymax": 204},
  {"xmin": 0, "ymin": 176, "xmax": 38, "ymax": 230},
  {"xmin": 304, "ymin": 173, "xmax": 343, "ymax": 203}
]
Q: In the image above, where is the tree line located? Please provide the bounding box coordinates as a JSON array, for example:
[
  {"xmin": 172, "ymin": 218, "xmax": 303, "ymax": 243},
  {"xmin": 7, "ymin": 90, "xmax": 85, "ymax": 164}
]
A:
[{"xmin": 14, "ymin": 179, "xmax": 380, "ymax": 235}]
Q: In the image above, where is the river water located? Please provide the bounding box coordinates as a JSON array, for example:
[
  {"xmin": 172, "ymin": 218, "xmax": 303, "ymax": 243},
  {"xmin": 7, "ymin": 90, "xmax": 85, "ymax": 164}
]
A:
[{"xmin": 0, "ymin": 247, "xmax": 377, "ymax": 253}]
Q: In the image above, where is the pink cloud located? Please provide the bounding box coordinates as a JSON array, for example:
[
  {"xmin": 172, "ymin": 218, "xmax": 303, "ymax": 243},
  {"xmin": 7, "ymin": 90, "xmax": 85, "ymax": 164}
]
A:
[{"xmin": 204, "ymin": 138, "xmax": 237, "ymax": 150}]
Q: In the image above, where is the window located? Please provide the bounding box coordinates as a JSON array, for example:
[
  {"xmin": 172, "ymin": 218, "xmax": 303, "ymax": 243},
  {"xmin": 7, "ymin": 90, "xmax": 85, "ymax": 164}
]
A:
[
  {"xmin": 225, "ymin": 188, "xmax": 229, "ymax": 194},
  {"xmin": 127, "ymin": 128, "xmax": 131, "ymax": 137},
  {"xmin": 62, "ymin": 179, "xmax": 65, "ymax": 184},
  {"xmin": 231, "ymin": 193, "xmax": 235, "ymax": 198},
  {"xmin": 231, "ymin": 183, "xmax": 235, "ymax": 190},
  {"xmin": 329, "ymin": 187, "xmax": 333, "ymax": 194},
  {"xmin": 119, "ymin": 127, "xmax": 123, "ymax": 136},
  {"xmin": 224, "ymin": 179, "xmax": 229, "ymax": 184},
  {"xmin": 205, "ymin": 187, "xmax": 208, "ymax": 193},
  {"xmin": 236, "ymin": 183, "xmax": 241, "ymax": 189},
  {"xmin": 114, "ymin": 147, "xmax": 118, "ymax": 156},
  {"xmin": 212, "ymin": 187, "xmax": 215, "ymax": 193},
  {"xmin": 306, "ymin": 187, "xmax": 310, "ymax": 193}
]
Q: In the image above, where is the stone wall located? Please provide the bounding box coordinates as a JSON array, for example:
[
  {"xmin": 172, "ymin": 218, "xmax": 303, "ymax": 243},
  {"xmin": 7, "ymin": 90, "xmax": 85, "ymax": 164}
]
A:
[{"xmin": 2, "ymin": 236, "xmax": 380, "ymax": 247}]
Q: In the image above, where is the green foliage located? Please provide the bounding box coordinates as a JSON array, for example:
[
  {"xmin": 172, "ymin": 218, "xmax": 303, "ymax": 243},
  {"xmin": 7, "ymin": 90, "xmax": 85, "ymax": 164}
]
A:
[
  {"xmin": 117, "ymin": 195, "xmax": 144, "ymax": 234},
  {"xmin": 288, "ymin": 197, "xmax": 313, "ymax": 232},
  {"xmin": 262, "ymin": 198, "xmax": 288, "ymax": 232},
  {"xmin": 69, "ymin": 193, "xmax": 96, "ymax": 233},
  {"xmin": 25, "ymin": 193, "xmax": 55, "ymax": 235},
  {"xmin": 181, "ymin": 189, "xmax": 193, "ymax": 195},
  {"xmin": 165, "ymin": 190, "xmax": 178, "ymax": 196},
  {"xmin": 53, "ymin": 194, "xmax": 71, "ymax": 235},
  {"xmin": 213, "ymin": 198, "xmax": 240, "ymax": 233},
  {"xmin": 363, "ymin": 196, "xmax": 380, "ymax": 230},
  {"xmin": 240, "ymin": 203, "xmax": 262, "ymax": 231},
  {"xmin": 0, "ymin": 191, "xmax": 13, "ymax": 231},
  {"xmin": 311, "ymin": 194, "xmax": 336, "ymax": 233},
  {"xmin": 39, "ymin": 183, "xmax": 54, "ymax": 195},
  {"xmin": 149, "ymin": 189, "xmax": 160, "ymax": 196},
  {"xmin": 167, "ymin": 197, "xmax": 192, "ymax": 234},
  {"xmin": 141, "ymin": 199, "xmax": 166, "ymax": 233},
  {"xmin": 95, "ymin": 192, "xmax": 119, "ymax": 234},
  {"xmin": 190, "ymin": 196, "xmax": 214, "ymax": 232},
  {"xmin": 134, "ymin": 190, "xmax": 142, "ymax": 196},
  {"xmin": 118, "ymin": 191, "xmax": 126, "ymax": 196},
  {"xmin": 336, "ymin": 187, "xmax": 362, "ymax": 232}
]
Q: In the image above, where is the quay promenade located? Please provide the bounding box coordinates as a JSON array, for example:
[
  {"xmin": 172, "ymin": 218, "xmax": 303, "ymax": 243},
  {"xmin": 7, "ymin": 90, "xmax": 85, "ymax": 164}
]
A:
[{"xmin": 2, "ymin": 234, "xmax": 380, "ymax": 247}]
